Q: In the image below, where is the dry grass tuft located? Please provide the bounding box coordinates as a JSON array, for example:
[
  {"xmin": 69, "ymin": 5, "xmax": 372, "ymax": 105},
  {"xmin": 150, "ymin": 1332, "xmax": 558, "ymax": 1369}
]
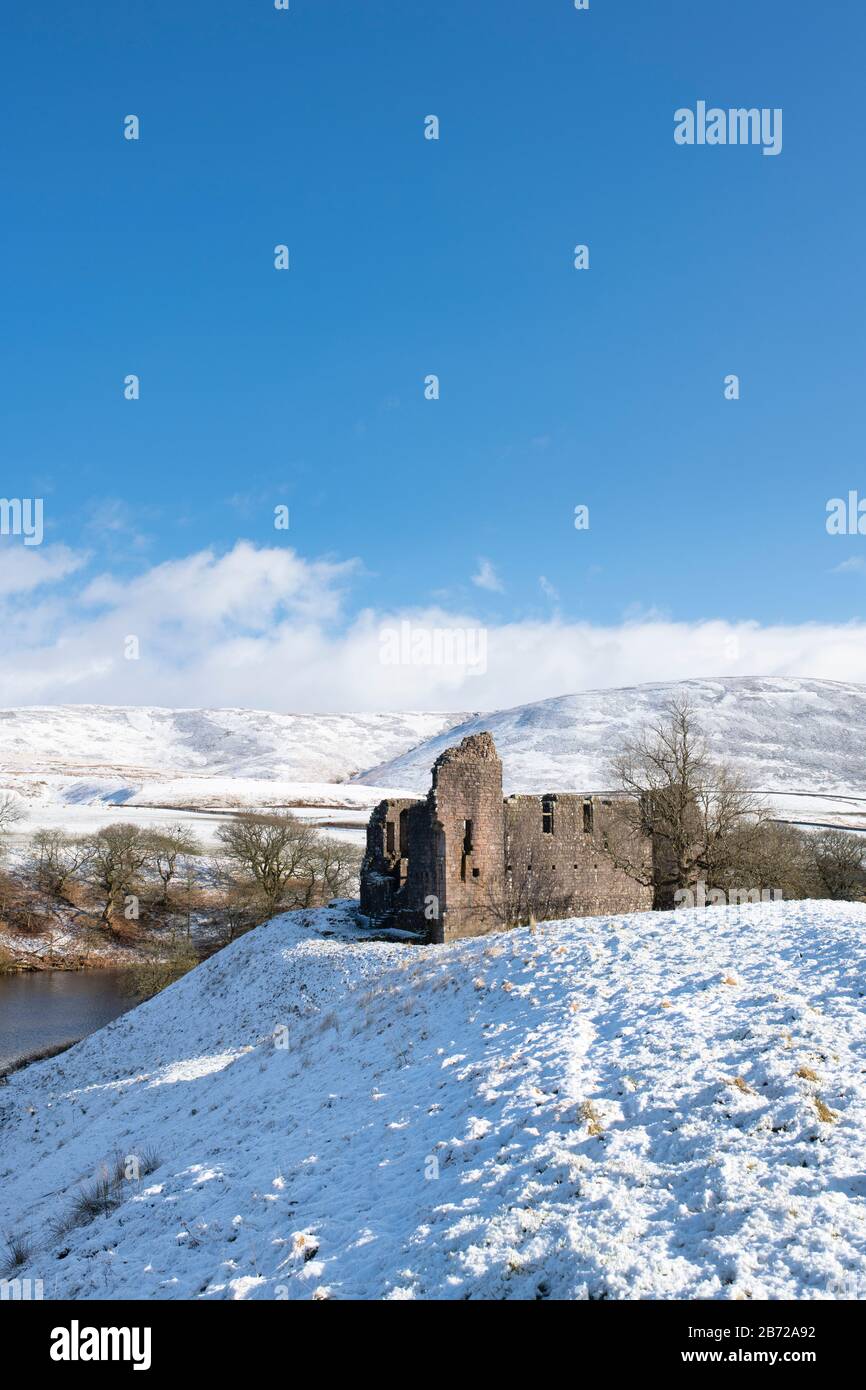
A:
[
  {"xmin": 1, "ymin": 1230, "xmax": 32, "ymax": 1277},
  {"xmin": 813, "ymin": 1096, "xmax": 837, "ymax": 1124},
  {"xmin": 797, "ymin": 1066, "xmax": 819, "ymax": 1082},
  {"xmin": 580, "ymin": 1101, "xmax": 604, "ymax": 1137},
  {"xmin": 729, "ymin": 1076, "xmax": 755, "ymax": 1094}
]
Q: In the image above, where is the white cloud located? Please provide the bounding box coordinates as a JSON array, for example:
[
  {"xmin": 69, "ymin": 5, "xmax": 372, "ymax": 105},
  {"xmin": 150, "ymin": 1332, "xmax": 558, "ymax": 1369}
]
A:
[
  {"xmin": 0, "ymin": 542, "xmax": 357, "ymax": 706},
  {"xmin": 539, "ymin": 575, "xmax": 559, "ymax": 601},
  {"xmin": 3, "ymin": 540, "xmax": 866, "ymax": 712},
  {"xmin": 0, "ymin": 543, "xmax": 87, "ymax": 598},
  {"xmin": 472, "ymin": 558, "xmax": 504, "ymax": 593},
  {"xmin": 324, "ymin": 613, "xmax": 866, "ymax": 712},
  {"xmin": 81, "ymin": 542, "xmax": 356, "ymax": 630}
]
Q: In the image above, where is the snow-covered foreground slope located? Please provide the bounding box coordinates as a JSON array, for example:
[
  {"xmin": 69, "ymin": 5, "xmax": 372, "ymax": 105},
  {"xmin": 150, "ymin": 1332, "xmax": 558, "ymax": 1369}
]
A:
[
  {"xmin": 4, "ymin": 899, "xmax": 866, "ymax": 1300},
  {"xmin": 356, "ymin": 677, "xmax": 866, "ymax": 811}
]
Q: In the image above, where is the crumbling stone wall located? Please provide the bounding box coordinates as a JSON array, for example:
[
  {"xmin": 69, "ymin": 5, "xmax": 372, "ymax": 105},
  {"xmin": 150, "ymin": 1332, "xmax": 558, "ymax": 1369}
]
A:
[
  {"xmin": 359, "ymin": 798, "xmax": 417, "ymax": 922},
  {"xmin": 359, "ymin": 731, "xmax": 653, "ymax": 943}
]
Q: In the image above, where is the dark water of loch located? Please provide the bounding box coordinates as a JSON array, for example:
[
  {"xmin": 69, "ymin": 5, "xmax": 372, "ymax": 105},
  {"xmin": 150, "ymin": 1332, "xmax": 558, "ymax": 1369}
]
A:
[{"xmin": 0, "ymin": 969, "xmax": 136, "ymax": 1073}]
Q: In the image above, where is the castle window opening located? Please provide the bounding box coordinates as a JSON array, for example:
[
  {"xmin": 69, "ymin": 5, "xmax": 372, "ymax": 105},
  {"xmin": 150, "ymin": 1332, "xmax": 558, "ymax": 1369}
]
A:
[
  {"xmin": 386, "ymin": 820, "xmax": 396, "ymax": 855},
  {"xmin": 583, "ymin": 800, "xmax": 594, "ymax": 834},
  {"xmin": 542, "ymin": 795, "xmax": 555, "ymax": 834}
]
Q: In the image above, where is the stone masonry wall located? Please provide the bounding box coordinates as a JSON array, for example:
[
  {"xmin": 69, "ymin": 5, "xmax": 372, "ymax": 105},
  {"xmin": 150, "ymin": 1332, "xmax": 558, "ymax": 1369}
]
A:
[{"xmin": 504, "ymin": 794, "xmax": 652, "ymax": 921}]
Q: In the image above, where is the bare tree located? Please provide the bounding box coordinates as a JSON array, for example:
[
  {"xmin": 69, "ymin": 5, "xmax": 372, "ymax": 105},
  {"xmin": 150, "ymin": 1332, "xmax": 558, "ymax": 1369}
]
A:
[
  {"xmin": 84, "ymin": 823, "xmax": 152, "ymax": 926},
  {"xmin": 180, "ymin": 855, "xmax": 200, "ymax": 938},
  {"xmin": 0, "ymin": 793, "xmax": 25, "ymax": 854},
  {"xmin": 308, "ymin": 835, "xmax": 362, "ymax": 905},
  {"xmin": 29, "ymin": 828, "xmax": 94, "ymax": 898},
  {"xmin": 211, "ymin": 855, "xmax": 259, "ymax": 941},
  {"xmin": 714, "ymin": 819, "xmax": 818, "ymax": 901},
  {"xmin": 692, "ymin": 768, "xmax": 771, "ymax": 892},
  {"xmin": 215, "ymin": 812, "xmax": 320, "ymax": 921},
  {"xmin": 605, "ymin": 698, "xmax": 767, "ymax": 905},
  {"xmin": 215, "ymin": 813, "xmax": 361, "ymax": 924},
  {"xmin": 147, "ymin": 825, "xmax": 202, "ymax": 905}
]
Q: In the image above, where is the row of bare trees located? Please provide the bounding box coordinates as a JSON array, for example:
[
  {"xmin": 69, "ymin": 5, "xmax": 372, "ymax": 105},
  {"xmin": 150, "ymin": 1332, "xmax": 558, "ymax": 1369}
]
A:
[
  {"xmin": 214, "ymin": 813, "xmax": 360, "ymax": 937},
  {"xmin": 1, "ymin": 808, "xmax": 361, "ymax": 941},
  {"xmin": 28, "ymin": 823, "xmax": 202, "ymax": 926}
]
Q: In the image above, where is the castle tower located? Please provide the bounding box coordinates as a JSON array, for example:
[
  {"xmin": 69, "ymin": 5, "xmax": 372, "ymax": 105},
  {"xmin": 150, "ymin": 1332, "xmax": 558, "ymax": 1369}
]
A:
[{"xmin": 428, "ymin": 731, "xmax": 505, "ymax": 942}]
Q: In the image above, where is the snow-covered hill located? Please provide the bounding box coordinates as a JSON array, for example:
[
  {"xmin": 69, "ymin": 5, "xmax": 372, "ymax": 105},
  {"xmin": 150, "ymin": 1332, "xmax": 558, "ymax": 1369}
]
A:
[
  {"xmin": 4, "ymin": 898, "xmax": 866, "ymax": 1300},
  {"xmin": 0, "ymin": 705, "xmax": 466, "ymax": 784},
  {"xmin": 0, "ymin": 705, "xmax": 468, "ymax": 836},
  {"xmin": 355, "ymin": 677, "xmax": 866, "ymax": 831}
]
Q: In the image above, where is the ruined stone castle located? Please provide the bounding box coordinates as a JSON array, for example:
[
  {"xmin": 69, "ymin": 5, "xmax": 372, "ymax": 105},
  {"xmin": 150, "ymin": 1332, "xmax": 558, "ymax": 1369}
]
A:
[{"xmin": 360, "ymin": 731, "xmax": 657, "ymax": 943}]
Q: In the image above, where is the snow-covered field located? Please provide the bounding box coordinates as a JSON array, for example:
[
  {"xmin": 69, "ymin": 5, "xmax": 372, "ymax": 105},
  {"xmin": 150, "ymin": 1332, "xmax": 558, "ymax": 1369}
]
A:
[
  {"xmin": 4, "ymin": 898, "xmax": 866, "ymax": 1300},
  {"xmin": 1, "ymin": 783, "xmax": 390, "ymax": 852}
]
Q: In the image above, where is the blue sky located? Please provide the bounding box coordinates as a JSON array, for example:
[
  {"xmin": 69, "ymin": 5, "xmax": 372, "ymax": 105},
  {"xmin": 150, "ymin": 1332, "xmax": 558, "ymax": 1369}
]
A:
[{"xmin": 2, "ymin": 1, "xmax": 866, "ymax": 711}]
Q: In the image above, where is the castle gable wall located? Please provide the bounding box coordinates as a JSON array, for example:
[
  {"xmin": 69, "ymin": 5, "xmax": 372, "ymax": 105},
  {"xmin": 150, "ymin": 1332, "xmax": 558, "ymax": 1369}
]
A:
[{"xmin": 429, "ymin": 732, "xmax": 505, "ymax": 943}]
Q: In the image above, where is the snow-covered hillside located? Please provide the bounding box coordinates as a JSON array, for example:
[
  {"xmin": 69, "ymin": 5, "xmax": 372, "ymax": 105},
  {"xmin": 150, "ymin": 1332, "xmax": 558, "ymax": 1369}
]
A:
[
  {"xmin": 356, "ymin": 677, "xmax": 866, "ymax": 831},
  {"xmin": 0, "ymin": 705, "xmax": 466, "ymax": 837},
  {"xmin": 4, "ymin": 679, "xmax": 866, "ymax": 835},
  {"xmin": 4, "ymin": 898, "xmax": 866, "ymax": 1300},
  {"xmin": 0, "ymin": 705, "xmax": 466, "ymax": 784}
]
